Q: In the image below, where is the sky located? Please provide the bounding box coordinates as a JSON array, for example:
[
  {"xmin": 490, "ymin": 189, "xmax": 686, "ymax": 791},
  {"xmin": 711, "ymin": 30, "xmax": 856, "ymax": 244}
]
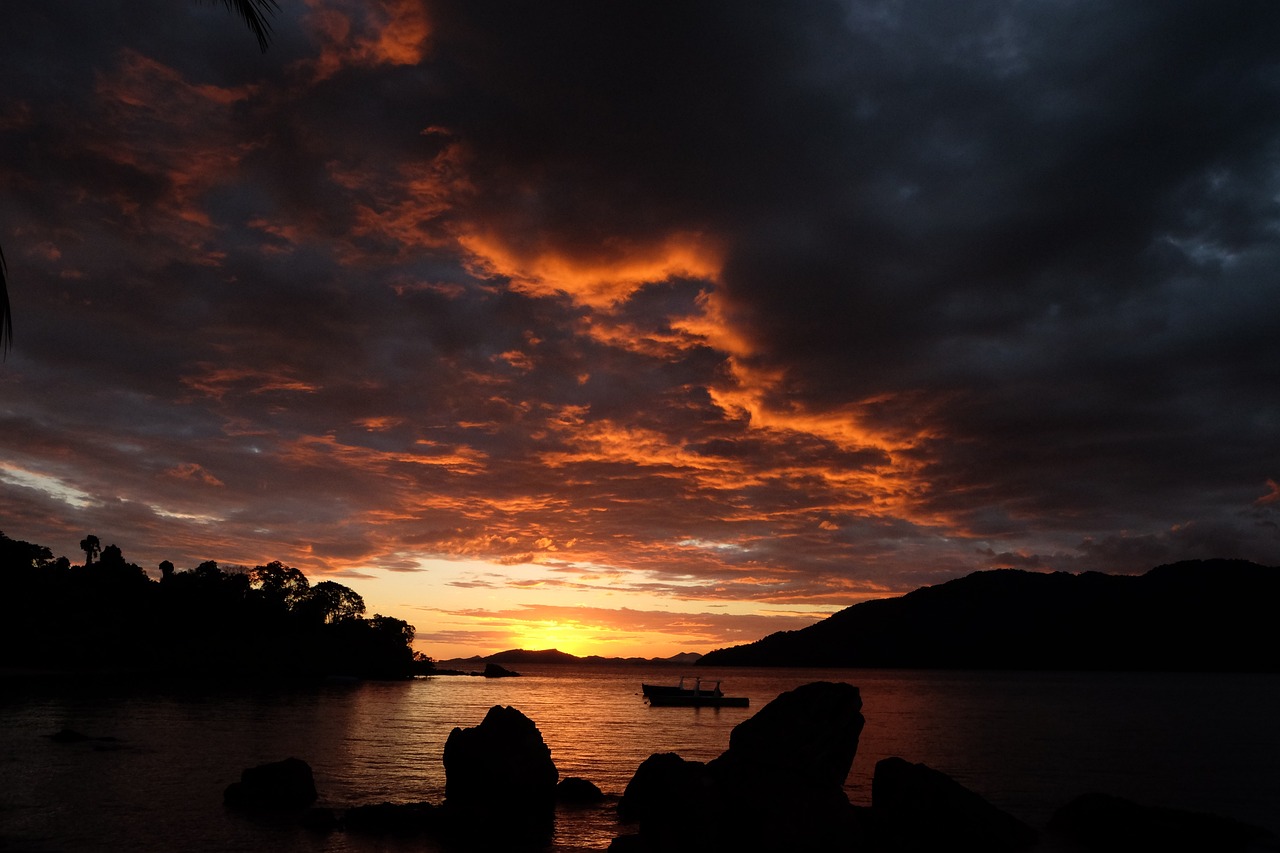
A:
[{"xmin": 2, "ymin": 1, "xmax": 1279, "ymax": 660}]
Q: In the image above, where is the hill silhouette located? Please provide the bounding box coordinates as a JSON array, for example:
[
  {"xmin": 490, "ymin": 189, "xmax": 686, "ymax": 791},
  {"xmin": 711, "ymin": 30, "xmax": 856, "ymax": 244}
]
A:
[
  {"xmin": 441, "ymin": 648, "xmax": 703, "ymax": 667},
  {"xmin": 698, "ymin": 560, "xmax": 1279, "ymax": 671}
]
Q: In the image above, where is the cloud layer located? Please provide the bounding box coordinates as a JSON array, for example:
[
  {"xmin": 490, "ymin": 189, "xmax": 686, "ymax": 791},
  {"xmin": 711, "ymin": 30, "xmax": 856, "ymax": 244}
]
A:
[{"xmin": 2, "ymin": 1, "xmax": 1278, "ymax": 656}]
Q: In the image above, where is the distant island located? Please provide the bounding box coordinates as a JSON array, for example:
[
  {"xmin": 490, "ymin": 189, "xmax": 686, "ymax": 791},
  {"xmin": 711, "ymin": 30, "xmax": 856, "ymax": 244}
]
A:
[
  {"xmin": 438, "ymin": 648, "xmax": 704, "ymax": 668},
  {"xmin": 698, "ymin": 559, "xmax": 1279, "ymax": 671}
]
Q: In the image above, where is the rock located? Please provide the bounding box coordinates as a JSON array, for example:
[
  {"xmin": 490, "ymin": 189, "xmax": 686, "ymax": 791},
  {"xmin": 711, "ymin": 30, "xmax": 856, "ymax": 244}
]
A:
[
  {"xmin": 341, "ymin": 801, "xmax": 441, "ymax": 835},
  {"xmin": 607, "ymin": 833, "xmax": 647, "ymax": 852},
  {"xmin": 871, "ymin": 756, "xmax": 1037, "ymax": 852},
  {"xmin": 442, "ymin": 705, "xmax": 558, "ymax": 845},
  {"xmin": 557, "ymin": 776, "xmax": 606, "ymax": 804},
  {"xmin": 617, "ymin": 751, "xmax": 714, "ymax": 848},
  {"xmin": 1047, "ymin": 792, "xmax": 1274, "ymax": 852},
  {"xmin": 224, "ymin": 757, "xmax": 318, "ymax": 811},
  {"xmin": 712, "ymin": 681, "xmax": 867, "ymax": 851},
  {"xmin": 300, "ymin": 807, "xmax": 339, "ymax": 832},
  {"xmin": 616, "ymin": 682, "xmax": 868, "ymax": 852},
  {"xmin": 482, "ymin": 662, "xmax": 520, "ymax": 678},
  {"xmin": 712, "ymin": 680, "xmax": 864, "ymax": 790}
]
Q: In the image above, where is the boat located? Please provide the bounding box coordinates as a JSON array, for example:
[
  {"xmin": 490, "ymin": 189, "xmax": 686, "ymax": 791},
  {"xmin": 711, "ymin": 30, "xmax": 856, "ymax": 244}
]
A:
[
  {"xmin": 641, "ymin": 677, "xmax": 749, "ymax": 708},
  {"xmin": 640, "ymin": 676, "xmax": 702, "ymax": 699}
]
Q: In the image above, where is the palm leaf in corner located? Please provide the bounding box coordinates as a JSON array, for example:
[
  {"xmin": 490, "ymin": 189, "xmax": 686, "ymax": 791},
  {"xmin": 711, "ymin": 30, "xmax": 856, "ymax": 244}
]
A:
[
  {"xmin": 0, "ymin": 2, "xmax": 279, "ymax": 360},
  {"xmin": 215, "ymin": 0, "xmax": 281, "ymax": 53}
]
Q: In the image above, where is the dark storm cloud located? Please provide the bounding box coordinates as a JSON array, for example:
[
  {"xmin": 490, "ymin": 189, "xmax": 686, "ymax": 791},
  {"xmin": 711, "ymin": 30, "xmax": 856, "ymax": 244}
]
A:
[
  {"xmin": 2, "ymin": 0, "xmax": 1278, "ymax": 630},
  {"xmin": 419, "ymin": 0, "xmax": 1280, "ymax": 565}
]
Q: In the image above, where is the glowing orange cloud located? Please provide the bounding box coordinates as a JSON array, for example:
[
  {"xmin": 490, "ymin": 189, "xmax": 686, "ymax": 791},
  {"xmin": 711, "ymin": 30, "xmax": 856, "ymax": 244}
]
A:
[
  {"xmin": 356, "ymin": 416, "xmax": 407, "ymax": 432},
  {"xmin": 535, "ymin": 274, "xmax": 941, "ymax": 531},
  {"xmin": 278, "ymin": 433, "xmax": 489, "ymax": 478},
  {"xmin": 458, "ymin": 230, "xmax": 723, "ymax": 307}
]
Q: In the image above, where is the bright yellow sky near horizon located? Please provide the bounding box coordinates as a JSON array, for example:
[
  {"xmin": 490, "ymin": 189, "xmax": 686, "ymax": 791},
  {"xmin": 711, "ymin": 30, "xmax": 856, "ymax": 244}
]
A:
[{"xmin": 349, "ymin": 557, "xmax": 837, "ymax": 660}]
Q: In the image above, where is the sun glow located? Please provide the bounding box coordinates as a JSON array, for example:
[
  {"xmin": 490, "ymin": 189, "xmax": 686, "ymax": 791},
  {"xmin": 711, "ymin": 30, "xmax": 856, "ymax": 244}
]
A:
[{"xmin": 508, "ymin": 620, "xmax": 605, "ymax": 658}]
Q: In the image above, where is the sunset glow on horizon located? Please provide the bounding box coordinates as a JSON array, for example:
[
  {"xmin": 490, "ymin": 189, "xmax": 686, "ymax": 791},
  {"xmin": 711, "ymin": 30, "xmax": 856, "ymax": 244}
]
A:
[{"xmin": 2, "ymin": 1, "xmax": 1278, "ymax": 660}]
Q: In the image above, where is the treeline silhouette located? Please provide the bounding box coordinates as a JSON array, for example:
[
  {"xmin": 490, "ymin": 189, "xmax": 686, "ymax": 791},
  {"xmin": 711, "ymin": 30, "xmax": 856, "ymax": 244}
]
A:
[{"xmin": 1, "ymin": 530, "xmax": 425, "ymax": 680}]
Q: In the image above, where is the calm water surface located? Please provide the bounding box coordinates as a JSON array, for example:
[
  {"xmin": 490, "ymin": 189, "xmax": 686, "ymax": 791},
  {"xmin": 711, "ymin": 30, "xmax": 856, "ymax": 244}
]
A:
[{"xmin": 2, "ymin": 666, "xmax": 1277, "ymax": 851}]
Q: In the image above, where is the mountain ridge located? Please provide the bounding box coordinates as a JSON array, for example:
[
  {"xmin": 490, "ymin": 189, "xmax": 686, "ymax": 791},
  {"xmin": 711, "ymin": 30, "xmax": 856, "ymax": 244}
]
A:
[
  {"xmin": 697, "ymin": 559, "xmax": 1279, "ymax": 671},
  {"xmin": 437, "ymin": 648, "xmax": 704, "ymax": 667}
]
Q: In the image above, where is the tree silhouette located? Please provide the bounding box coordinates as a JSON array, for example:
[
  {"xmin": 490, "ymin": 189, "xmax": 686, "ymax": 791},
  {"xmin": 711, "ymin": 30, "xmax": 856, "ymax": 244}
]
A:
[
  {"xmin": 251, "ymin": 560, "xmax": 310, "ymax": 612},
  {"xmin": 3, "ymin": 532, "xmax": 420, "ymax": 678},
  {"xmin": 299, "ymin": 580, "xmax": 366, "ymax": 624},
  {"xmin": 0, "ymin": 530, "xmax": 52, "ymax": 568},
  {"xmin": 0, "ymin": 1, "xmax": 279, "ymax": 357},
  {"xmin": 79, "ymin": 535, "xmax": 101, "ymax": 566}
]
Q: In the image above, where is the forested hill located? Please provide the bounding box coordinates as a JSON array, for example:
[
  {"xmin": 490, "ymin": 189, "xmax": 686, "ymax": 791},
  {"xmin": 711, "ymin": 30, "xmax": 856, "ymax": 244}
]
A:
[
  {"xmin": 0, "ymin": 530, "xmax": 420, "ymax": 680},
  {"xmin": 697, "ymin": 560, "xmax": 1279, "ymax": 671}
]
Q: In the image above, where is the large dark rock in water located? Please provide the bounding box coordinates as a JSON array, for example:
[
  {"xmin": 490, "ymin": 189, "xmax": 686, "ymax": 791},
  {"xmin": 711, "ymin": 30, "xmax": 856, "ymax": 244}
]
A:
[
  {"xmin": 224, "ymin": 757, "xmax": 317, "ymax": 811},
  {"xmin": 442, "ymin": 704, "xmax": 558, "ymax": 846},
  {"xmin": 616, "ymin": 682, "xmax": 866, "ymax": 852},
  {"xmin": 617, "ymin": 752, "xmax": 714, "ymax": 847},
  {"xmin": 871, "ymin": 756, "xmax": 1037, "ymax": 852},
  {"xmin": 1048, "ymin": 792, "xmax": 1274, "ymax": 852},
  {"xmin": 712, "ymin": 680, "xmax": 864, "ymax": 789},
  {"xmin": 709, "ymin": 681, "xmax": 866, "ymax": 851}
]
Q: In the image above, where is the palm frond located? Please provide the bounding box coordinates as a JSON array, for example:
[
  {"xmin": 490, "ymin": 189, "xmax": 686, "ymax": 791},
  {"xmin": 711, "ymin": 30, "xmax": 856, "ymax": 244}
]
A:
[
  {"xmin": 0, "ymin": 5, "xmax": 280, "ymax": 361},
  {"xmin": 218, "ymin": 0, "xmax": 280, "ymax": 53},
  {"xmin": 0, "ymin": 243, "xmax": 11, "ymax": 358}
]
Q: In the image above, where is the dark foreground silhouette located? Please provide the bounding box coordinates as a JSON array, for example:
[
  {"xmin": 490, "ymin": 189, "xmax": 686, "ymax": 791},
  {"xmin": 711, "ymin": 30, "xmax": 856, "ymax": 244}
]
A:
[
  {"xmin": 0, "ymin": 530, "xmax": 422, "ymax": 679},
  {"xmin": 216, "ymin": 682, "xmax": 1276, "ymax": 853},
  {"xmin": 699, "ymin": 559, "xmax": 1280, "ymax": 671}
]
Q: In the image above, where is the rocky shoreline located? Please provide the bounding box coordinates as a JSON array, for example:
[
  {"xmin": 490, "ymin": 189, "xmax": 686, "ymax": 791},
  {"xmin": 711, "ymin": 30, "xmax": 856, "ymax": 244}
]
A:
[{"xmin": 221, "ymin": 681, "xmax": 1277, "ymax": 852}]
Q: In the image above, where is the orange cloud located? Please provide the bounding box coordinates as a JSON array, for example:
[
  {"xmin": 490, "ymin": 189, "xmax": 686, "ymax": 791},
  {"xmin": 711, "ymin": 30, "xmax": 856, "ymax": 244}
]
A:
[
  {"xmin": 458, "ymin": 230, "xmax": 723, "ymax": 307},
  {"xmin": 162, "ymin": 463, "xmax": 225, "ymax": 487},
  {"xmin": 277, "ymin": 433, "xmax": 489, "ymax": 478},
  {"xmin": 300, "ymin": 0, "xmax": 431, "ymax": 81},
  {"xmin": 80, "ymin": 50, "xmax": 260, "ymax": 263},
  {"xmin": 180, "ymin": 365, "xmax": 321, "ymax": 401},
  {"xmin": 347, "ymin": 156, "xmax": 464, "ymax": 252},
  {"xmin": 1257, "ymin": 479, "xmax": 1280, "ymax": 505},
  {"xmin": 356, "ymin": 416, "xmax": 407, "ymax": 431}
]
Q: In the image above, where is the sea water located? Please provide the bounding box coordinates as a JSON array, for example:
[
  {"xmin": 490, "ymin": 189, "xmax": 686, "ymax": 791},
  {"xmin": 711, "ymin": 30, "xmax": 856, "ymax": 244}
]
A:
[{"xmin": 2, "ymin": 666, "xmax": 1277, "ymax": 851}]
